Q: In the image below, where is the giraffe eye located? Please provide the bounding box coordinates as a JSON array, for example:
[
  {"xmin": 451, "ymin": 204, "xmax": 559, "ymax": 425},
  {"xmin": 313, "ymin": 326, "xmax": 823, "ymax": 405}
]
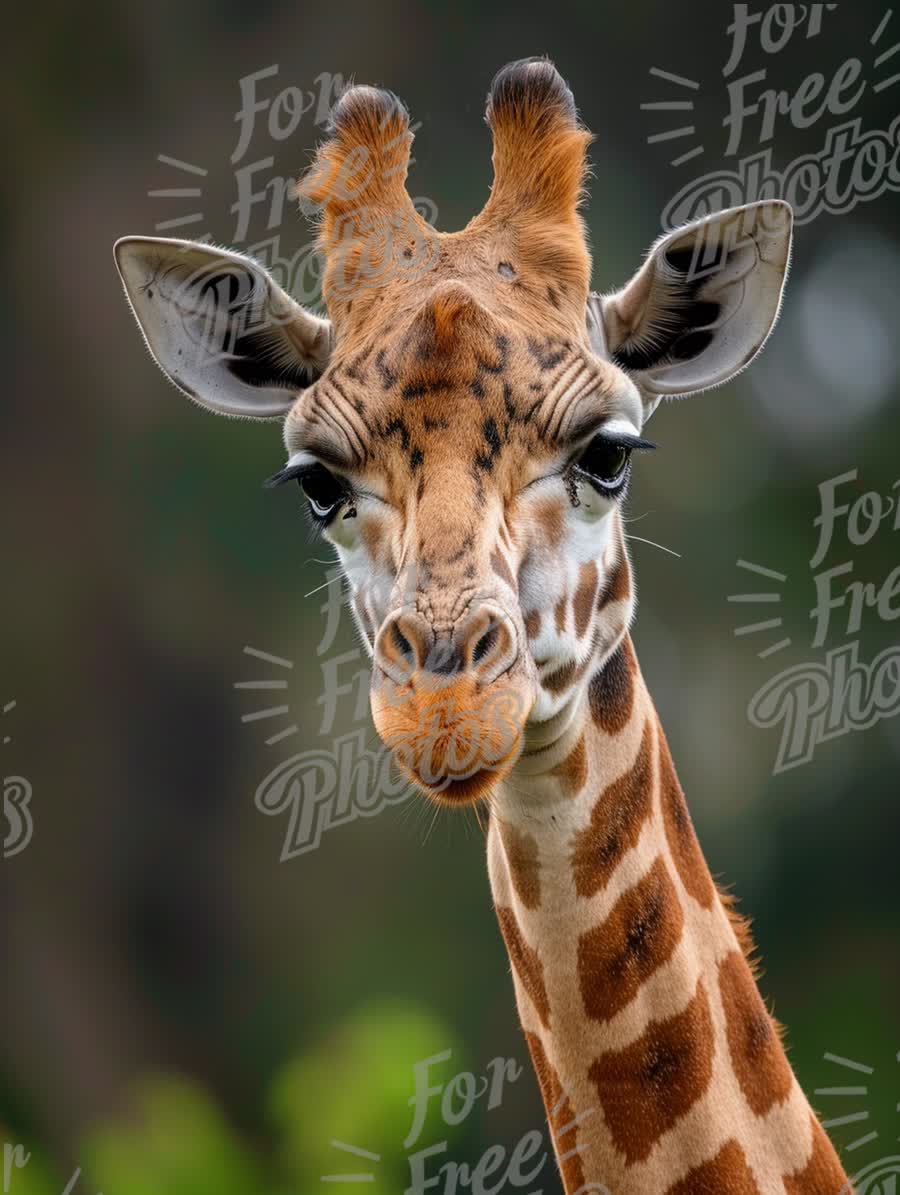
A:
[
  {"xmin": 298, "ymin": 463, "xmax": 350, "ymax": 523},
  {"xmin": 575, "ymin": 437, "xmax": 632, "ymax": 491}
]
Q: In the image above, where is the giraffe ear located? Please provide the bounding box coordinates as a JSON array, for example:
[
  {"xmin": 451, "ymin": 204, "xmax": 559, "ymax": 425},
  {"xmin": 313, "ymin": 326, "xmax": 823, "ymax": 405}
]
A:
[
  {"xmin": 587, "ymin": 201, "xmax": 793, "ymax": 402},
  {"xmin": 114, "ymin": 237, "xmax": 333, "ymax": 419}
]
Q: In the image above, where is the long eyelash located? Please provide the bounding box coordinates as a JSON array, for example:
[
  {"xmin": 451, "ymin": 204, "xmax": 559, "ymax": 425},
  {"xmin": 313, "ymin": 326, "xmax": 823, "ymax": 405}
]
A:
[
  {"xmin": 262, "ymin": 462, "xmax": 310, "ymax": 489},
  {"xmin": 264, "ymin": 461, "xmax": 354, "ymax": 532},
  {"xmin": 599, "ymin": 432, "xmax": 658, "ymax": 452}
]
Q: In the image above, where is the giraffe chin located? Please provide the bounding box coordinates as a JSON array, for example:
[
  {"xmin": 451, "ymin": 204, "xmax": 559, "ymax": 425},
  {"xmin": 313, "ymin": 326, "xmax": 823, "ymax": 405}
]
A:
[{"xmin": 370, "ymin": 675, "xmax": 529, "ymax": 806}]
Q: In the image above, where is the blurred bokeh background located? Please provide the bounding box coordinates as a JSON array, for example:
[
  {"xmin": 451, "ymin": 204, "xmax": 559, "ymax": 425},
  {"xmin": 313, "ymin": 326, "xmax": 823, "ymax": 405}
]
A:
[{"xmin": 3, "ymin": 1, "xmax": 899, "ymax": 1190}]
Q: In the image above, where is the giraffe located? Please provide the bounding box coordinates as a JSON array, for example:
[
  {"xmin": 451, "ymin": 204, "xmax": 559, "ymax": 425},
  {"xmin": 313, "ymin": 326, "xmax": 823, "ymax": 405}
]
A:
[{"xmin": 114, "ymin": 59, "xmax": 853, "ymax": 1195}]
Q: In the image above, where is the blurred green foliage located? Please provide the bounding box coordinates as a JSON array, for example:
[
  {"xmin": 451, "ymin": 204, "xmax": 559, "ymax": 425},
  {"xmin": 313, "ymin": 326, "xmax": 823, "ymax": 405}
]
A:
[{"xmin": 5, "ymin": 1001, "xmax": 460, "ymax": 1195}]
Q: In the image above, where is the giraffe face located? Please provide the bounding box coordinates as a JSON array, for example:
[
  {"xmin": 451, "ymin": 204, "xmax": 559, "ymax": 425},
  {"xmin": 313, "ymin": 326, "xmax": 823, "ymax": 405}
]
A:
[
  {"xmin": 114, "ymin": 58, "xmax": 793, "ymax": 805},
  {"xmin": 280, "ymin": 290, "xmax": 646, "ymax": 800}
]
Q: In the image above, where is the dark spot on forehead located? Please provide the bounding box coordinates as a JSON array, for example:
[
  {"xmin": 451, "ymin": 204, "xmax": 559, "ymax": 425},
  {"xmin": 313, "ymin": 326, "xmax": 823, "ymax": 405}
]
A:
[
  {"xmin": 486, "ymin": 334, "xmax": 510, "ymax": 371},
  {"xmin": 375, "ymin": 348, "xmax": 397, "ymax": 389},
  {"xmin": 410, "ymin": 447, "xmax": 424, "ymax": 470},
  {"xmin": 502, "ymin": 383, "xmax": 517, "ymax": 422},
  {"xmin": 402, "ymin": 375, "xmax": 453, "ymax": 400},
  {"xmin": 527, "ymin": 336, "xmax": 569, "ymax": 371},
  {"xmin": 423, "ymin": 415, "xmax": 449, "ymax": 431},
  {"xmin": 345, "ymin": 347, "xmax": 372, "ymax": 382},
  {"xmin": 475, "ymin": 416, "xmax": 503, "ymax": 473},
  {"xmin": 470, "ymin": 335, "xmax": 511, "ymax": 399},
  {"xmin": 383, "ymin": 417, "xmax": 410, "ymax": 451}
]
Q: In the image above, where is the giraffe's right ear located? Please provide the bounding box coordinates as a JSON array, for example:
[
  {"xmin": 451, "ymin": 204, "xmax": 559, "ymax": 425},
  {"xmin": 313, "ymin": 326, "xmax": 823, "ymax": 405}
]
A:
[
  {"xmin": 587, "ymin": 201, "xmax": 792, "ymax": 406},
  {"xmin": 113, "ymin": 237, "xmax": 333, "ymax": 418}
]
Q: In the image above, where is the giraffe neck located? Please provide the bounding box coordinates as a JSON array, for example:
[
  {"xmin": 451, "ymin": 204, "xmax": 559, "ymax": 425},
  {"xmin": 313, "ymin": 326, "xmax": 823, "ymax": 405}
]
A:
[{"xmin": 488, "ymin": 636, "xmax": 849, "ymax": 1195}]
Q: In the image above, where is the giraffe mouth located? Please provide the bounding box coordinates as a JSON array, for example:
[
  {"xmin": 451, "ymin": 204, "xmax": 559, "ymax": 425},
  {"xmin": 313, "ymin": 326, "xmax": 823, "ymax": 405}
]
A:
[
  {"xmin": 370, "ymin": 674, "xmax": 529, "ymax": 804},
  {"xmin": 415, "ymin": 767, "xmax": 511, "ymax": 806}
]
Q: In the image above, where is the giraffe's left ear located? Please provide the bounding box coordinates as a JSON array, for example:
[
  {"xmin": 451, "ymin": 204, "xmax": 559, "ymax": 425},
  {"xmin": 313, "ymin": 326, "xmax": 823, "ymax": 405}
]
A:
[
  {"xmin": 587, "ymin": 201, "xmax": 793, "ymax": 405},
  {"xmin": 114, "ymin": 237, "xmax": 332, "ymax": 418}
]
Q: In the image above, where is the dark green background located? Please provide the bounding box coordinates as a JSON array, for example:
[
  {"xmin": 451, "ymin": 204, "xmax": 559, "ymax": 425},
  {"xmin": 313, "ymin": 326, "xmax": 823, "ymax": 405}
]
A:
[{"xmin": 3, "ymin": 1, "xmax": 899, "ymax": 1190}]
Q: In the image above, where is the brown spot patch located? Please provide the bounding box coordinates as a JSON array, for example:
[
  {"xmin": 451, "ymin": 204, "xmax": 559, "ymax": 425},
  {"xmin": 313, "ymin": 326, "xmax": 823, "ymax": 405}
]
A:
[
  {"xmin": 524, "ymin": 609, "xmax": 541, "ymax": 639},
  {"xmin": 588, "ymin": 636, "xmax": 636, "ymax": 735},
  {"xmin": 783, "ymin": 1117, "xmax": 849, "ymax": 1194},
  {"xmin": 573, "ymin": 561, "xmax": 599, "ymax": 637},
  {"xmin": 718, "ymin": 951, "xmax": 793, "ymax": 1117},
  {"xmin": 490, "ymin": 547, "xmax": 516, "ymax": 590},
  {"xmin": 658, "ymin": 720, "xmax": 715, "ymax": 909},
  {"xmin": 554, "ymin": 593, "xmax": 568, "ymax": 635},
  {"xmin": 541, "ymin": 645, "xmax": 595, "ymax": 696},
  {"xmin": 524, "ymin": 1031, "xmax": 587, "ymax": 1193},
  {"xmin": 495, "ymin": 906, "xmax": 551, "ymax": 1028},
  {"xmin": 534, "ymin": 498, "xmax": 565, "ymax": 549},
  {"xmin": 571, "ymin": 719, "xmax": 654, "ymax": 899},
  {"xmin": 550, "ymin": 734, "xmax": 587, "ymax": 796},
  {"xmin": 361, "ymin": 517, "xmax": 386, "ymax": 563},
  {"xmin": 499, "ymin": 821, "xmax": 542, "ymax": 910},
  {"xmin": 597, "ymin": 551, "xmax": 632, "ymax": 610},
  {"xmin": 588, "ymin": 979, "xmax": 716, "ymax": 1165},
  {"xmin": 665, "ymin": 1140, "xmax": 762, "ymax": 1195},
  {"xmin": 578, "ymin": 857, "xmax": 684, "ymax": 1023}
]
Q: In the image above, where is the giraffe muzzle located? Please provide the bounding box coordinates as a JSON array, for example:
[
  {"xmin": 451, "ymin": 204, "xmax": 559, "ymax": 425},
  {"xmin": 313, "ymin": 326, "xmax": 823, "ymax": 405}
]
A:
[{"xmin": 371, "ymin": 603, "xmax": 533, "ymax": 802}]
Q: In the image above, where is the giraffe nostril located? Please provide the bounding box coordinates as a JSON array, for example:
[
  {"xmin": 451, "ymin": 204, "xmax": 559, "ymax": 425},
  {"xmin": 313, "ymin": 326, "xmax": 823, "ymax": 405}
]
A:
[
  {"xmin": 392, "ymin": 620, "xmax": 415, "ymax": 664},
  {"xmin": 473, "ymin": 625, "xmax": 499, "ymax": 665}
]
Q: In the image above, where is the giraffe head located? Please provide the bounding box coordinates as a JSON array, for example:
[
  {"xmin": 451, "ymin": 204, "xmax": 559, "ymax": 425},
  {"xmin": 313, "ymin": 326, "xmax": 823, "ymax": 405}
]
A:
[{"xmin": 115, "ymin": 59, "xmax": 792, "ymax": 804}]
